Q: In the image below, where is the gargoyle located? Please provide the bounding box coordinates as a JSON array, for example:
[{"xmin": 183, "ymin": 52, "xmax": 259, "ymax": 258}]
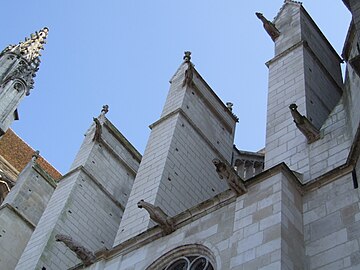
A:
[
  {"xmin": 256, "ymin": 12, "xmax": 280, "ymax": 41},
  {"xmin": 137, "ymin": 200, "xmax": 174, "ymax": 234},
  {"xmin": 289, "ymin": 104, "xmax": 320, "ymax": 143},
  {"xmin": 212, "ymin": 158, "xmax": 247, "ymax": 195},
  {"xmin": 92, "ymin": 117, "xmax": 102, "ymax": 142},
  {"xmin": 55, "ymin": 234, "xmax": 96, "ymax": 266}
]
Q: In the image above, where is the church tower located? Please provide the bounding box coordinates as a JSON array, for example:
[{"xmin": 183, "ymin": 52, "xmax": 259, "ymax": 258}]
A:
[{"xmin": 0, "ymin": 27, "xmax": 48, "ymax": 137}]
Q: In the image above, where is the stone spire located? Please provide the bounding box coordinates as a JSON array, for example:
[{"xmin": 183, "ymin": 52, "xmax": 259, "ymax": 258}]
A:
[
  {"xmin": 0, "ymin": 28, "xmax": 49, "ymax": 136},
  {"xmin": 2, "ymin": 27, "xmax": 49, "ymax": 69}
]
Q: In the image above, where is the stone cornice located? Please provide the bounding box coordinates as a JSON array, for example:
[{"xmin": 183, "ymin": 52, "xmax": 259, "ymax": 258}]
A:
[
  {"xmin": 59, "ymin": 165, "xmax": 125, "ymax": 212},
  {"xmin": 98, "ymin": 136, "xmax": 137, "ymax": 177},
  {"xmin": 150, "ymin": 108, "xmax": 229, "ymax": 163},
  {"xmin": 0, "ymin": 203, "xmax": 35, "ymax": 229},
  {"xmin": 103, "ymin": 119, "xmax": 142, "ymax": 163},
  {"xmin": 33, "ymin": 163, "xmax": 57, "ymax": 189}
]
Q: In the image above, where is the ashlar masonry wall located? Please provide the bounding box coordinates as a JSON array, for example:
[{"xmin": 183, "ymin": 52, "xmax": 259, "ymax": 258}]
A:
[{"xmin": 303, "ymin": 172, "xmax": 360, "ymax": 269}]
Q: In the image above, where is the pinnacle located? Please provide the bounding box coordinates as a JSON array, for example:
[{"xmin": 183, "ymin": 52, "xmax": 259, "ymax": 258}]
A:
[{"xmin": 7, "ymin": 27, "xmax": 49, "ymax": 67}]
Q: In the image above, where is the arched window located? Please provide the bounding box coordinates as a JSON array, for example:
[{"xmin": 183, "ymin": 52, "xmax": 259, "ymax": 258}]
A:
[{"xmin": 146, "ymin": 244, "xmax": 215, "ymax": 270}]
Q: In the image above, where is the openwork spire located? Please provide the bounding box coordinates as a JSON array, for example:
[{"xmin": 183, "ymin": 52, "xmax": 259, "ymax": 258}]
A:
[
  {"xmin": 4, "ymin": 27, "xmax": 49, "ymax": 67},
  {"xmin": 0, "ymin": 27, "xmax": 49, "ymax": 94}
]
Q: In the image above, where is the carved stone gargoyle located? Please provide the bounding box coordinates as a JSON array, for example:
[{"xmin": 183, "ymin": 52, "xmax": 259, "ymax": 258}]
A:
[
  {"xmin": 92, "ymin": 117, "xmax": 102, "ymax": 142},
  {"xmin": 55, "ymin": 234, "xmax": 96, "ymax": 266},
  {"xmin": 256, "ymin": 12, "xmax": 280, "ymax": 41},
  {"xmin": 137, "ymin": 200, "xmax": 175, "ymax": 235},
  {"xmin": 212, "ymin": 158, "xmax": 247, "ymax": 195},
  {"xmin": 289, "ymin": 104, "xmax": 320, "ymax": 143}
]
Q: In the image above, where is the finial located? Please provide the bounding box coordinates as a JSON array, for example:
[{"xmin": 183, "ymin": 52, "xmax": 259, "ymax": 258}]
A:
[
  {"xmin": 32, "ymin": 150, "xmax": 40, "ymax": 162},
  {"xmin": 226, "ymin": 102, "xmax": 233, "ymax": 112},
  {"xmin": 183, "ymin": 51, "xmax": 191, "ymax": 62},
  {"xmin": 101, "ymin": 105, "xmax": 109, "ymax": 115},
  {"xmin": 256, "ymin": 12, "xmax": 280, "ymax": 41}
]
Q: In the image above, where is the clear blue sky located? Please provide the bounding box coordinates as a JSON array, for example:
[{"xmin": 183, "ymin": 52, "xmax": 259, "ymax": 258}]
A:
[{"xmin": 0, "ymin": 1, "xmax": 350, "ymax": 174}]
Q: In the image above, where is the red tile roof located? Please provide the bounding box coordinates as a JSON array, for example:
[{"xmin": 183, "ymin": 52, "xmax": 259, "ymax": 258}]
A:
[{"xmin": 0, "ymin": 129, "xmax": 62, "ymax": 180}]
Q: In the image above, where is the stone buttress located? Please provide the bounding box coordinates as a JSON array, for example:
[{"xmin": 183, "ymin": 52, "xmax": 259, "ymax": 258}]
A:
[
  {"xmin": 0, "ymin": 28, "xmax": 48, "ymax": 137},
  {"xmin": 261, "ymin": 1, "xmax": 351, "ymax": 182},
  {"xmin": 114, "ymin": 52, "xmax": 238, "ymax": 245},
  {"xmin": 15, "ymin": 107, "xmax": 140, "ymax": 270},
  {"xmin": 0, "ymin": 152, "xmax": 56, "ymax": 270}
]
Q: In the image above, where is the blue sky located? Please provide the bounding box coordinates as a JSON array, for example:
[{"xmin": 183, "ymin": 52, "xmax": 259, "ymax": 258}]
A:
[{"xmin": 0, "ymin": 1, "xmax": 351, "ymax": 174}]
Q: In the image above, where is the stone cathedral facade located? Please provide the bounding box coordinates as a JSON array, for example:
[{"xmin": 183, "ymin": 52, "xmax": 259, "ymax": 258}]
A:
[{"xmin": 0, "ymin": 0, "xmax": 359, "ymax": 269}]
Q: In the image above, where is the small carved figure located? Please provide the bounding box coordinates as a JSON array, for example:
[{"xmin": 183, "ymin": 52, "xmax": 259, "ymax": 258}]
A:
[
  {"xmin": 101, "ymin": 105, "xmax": 109, "ymax": 114},
  {"xmin": 226, "ymin": 102, "xmax": 233, "ymax": 112},
  {"xmin": 55, "ymin": 234, "xmax": 96, "ymax": 266},
  {"xmin": 182, "ymin": 51, "xmax": 194, "ymax": 88},
  {"xmin": 256, "ymin": 12, "xmax": 280, "ymax": 41},
  {"xmin": 32, "ymin": 150, "xmax": 40, "ymax": 161},
  {"xmin": 183, "ymin": 51, "xmax": 191, "ymax": 62},
  {"xmin": 212, "ymin": 158, "xmax": 247, "ymax": 195},
  {"xmin": 137, "ymin": 200, "xmax": 174, "ymax": 235}
]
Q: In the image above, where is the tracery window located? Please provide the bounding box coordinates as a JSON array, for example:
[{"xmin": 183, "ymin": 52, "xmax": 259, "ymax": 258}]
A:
[
  {"xmin": 163, "ymin": 255, "xmax": 214, "ymax": 270},
  {"xmin": 146, "ymin": 244, "xmax": 216, "ymax": 270}
]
